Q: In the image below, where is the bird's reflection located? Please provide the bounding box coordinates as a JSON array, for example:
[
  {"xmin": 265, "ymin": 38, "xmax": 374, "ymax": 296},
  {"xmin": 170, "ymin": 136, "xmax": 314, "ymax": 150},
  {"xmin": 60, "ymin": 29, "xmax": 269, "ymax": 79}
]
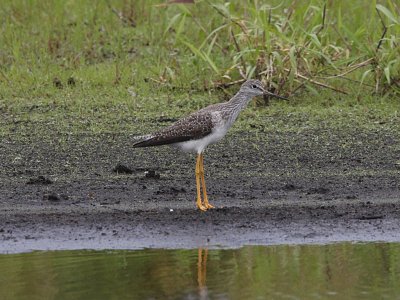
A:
[{"xmin": 197, "ymin": 248, "xmax": 209, "ymax": 299}]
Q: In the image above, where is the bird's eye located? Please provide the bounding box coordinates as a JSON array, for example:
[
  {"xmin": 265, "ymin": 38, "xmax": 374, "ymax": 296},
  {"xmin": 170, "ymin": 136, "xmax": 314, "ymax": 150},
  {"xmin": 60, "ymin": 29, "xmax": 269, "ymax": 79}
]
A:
[{"xmin": 251, "ymin": 84, "xmax": 257, "ymax": 89}]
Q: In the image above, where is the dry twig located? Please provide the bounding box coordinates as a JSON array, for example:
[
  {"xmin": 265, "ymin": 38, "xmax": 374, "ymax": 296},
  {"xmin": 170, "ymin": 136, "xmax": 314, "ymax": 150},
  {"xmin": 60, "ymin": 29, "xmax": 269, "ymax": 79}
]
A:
[
  {"xmin": 280, "ymin": 68, "xmax": 348, "ymax": 94},
  {"xmin": 319, "ymin": 58, "xmax": 374, "ymax": 79},
  {"xmin": 376, "ymin": 8, "xmax": 388, "ymax": 51},
  {"xmin": 230, "ymin": 29, "xmax": 247, "ymax": 79}
]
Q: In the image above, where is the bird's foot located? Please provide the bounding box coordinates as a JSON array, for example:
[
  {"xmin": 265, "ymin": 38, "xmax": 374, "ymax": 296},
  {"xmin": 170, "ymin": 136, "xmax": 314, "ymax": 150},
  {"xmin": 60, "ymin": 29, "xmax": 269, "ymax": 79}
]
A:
[
  {"xmin": 196, "ymin": 199, "xmax": 207, "ymax": 211},
  {"xmin": 204, "ymin": 201, "xmax": 215, "ymax": 209},
  {"xmin": 203, "ymin": 195, "xmax": 215, "ymax": 209}
]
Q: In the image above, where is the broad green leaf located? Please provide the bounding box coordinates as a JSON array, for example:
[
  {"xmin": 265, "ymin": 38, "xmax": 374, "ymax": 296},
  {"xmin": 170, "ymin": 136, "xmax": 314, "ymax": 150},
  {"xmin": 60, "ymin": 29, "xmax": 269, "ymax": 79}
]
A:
[
  {"xmin": 309, "ymin": 33, "xmax": 321, "ymax": 48},
  {"xmin": 247, "ymin": 65, "xmax": 257, "ymax": 78},
  {"xmin": 384, "ymin": 66, "xmax": 391, "ymax": 84},
  {"xmin": 376, "ymin": 4, "xmax": 399, "ymax": 24},
  {"xmin": 360, "ymin": 69, "xmax": 372, "ymax": 88},
  {"xmin": 181, "ymin": 39, "xmax": 204, "ymax": 58},
  {"xmin": 384, "ymin": 59, "xmax": 398, "ymax": 85},
  {"xmin": 202, "ymin": 52, "xmax": 219, "ymax": 74},
  {"xmin": 177, "ymin": 3, "xmax": 192, "ymax": 16},
  {"xmin": 175, "ymin": 13, "xmax": 187, "ymax": 40},
  {"xmin": 180, "ymin": 40, "xmax": 219, "ymax": 74},
  {"xmin": 289, "ymin": 46, "xmax": 297, "ymax": 72},
  {"xmin": 211, "ymin": 3, "xmax": 231, "ymax": 18},
  {"xmin": 199, "ymin": 24, "xmax": 227, "ymax": 51},
  {"xmin": 163, "ymin": 13, "xmax": 182, "ymax": 37}
]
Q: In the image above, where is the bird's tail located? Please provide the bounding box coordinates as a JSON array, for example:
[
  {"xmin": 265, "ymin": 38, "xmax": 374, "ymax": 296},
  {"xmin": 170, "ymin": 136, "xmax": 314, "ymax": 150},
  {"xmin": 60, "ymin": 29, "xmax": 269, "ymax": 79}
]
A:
[{"xmin": 133, "ymin": 134, "xmax": 154, "ymax": 148}]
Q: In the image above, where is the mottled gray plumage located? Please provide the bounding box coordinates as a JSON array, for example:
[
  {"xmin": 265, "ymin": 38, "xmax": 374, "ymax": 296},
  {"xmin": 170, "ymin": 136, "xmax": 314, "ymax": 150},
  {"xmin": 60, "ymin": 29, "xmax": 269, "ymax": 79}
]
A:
[
  {"xmin": 133, "ymin": 79, "xmax": 285, "ymax": 153},
  {"xmin": 132, "ymin": 112, "xmax": 213, "ymax": 147}
]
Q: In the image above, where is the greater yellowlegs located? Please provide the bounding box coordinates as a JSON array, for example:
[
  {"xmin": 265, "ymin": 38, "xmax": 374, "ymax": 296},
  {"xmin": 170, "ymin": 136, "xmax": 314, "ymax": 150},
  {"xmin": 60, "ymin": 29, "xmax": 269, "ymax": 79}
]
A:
[{"xmin": 133, "ymin": 79, "xmax": 287, "ymax": 211}]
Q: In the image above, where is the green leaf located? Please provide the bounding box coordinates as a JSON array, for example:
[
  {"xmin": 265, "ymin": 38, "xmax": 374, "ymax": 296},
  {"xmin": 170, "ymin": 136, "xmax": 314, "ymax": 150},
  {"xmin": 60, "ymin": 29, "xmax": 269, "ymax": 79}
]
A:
[
  {"xmin": 305, "ymin": 83, "xmax": 319, "ymax": 96},
  {"xmin": 247, "ymin": 65, "xmax": 257, "ymax": 78},
  {"xmin": 359, "ymin": 69, "xmax": 372, "ymax": 91},
  {"xmin": 199, "ymin": 24, "xmax": 227, "ymax": 51},
  {"xmin": 202, "ymin": 53, "xmax": 219, "ymax": 74},
  {"xmin": 163, "ymin": 13, "xmax": 182, "ymax": 37},
  {"xmin": 180, "ymin": 39, "xmax": 203, "ymax": 58},
  {"xmin": 175, "ymin": 13, "xmax": 187, "ymax": 39},
  {"xmin": 308, "ymin": 33, "xmax": 321, "ymax": 48},
  {"xmin": 272, "ymin": 51, "xmax": 283, "ymax": 67},
  {"xmin": 384, "ymin": 66, "xmax": 391, "ymax": 85},
  {"xmin": 180, "ymin": 39, "xmax": 219, "ymax": 74},
  {"xmin": 384, "ymin": 59, "xmax": 398, "ymax": 85},
  {"xmin": 206, "ymin": 33, "xmax": 218, "ymax": 56},
  {"xmin": 177, "ymin": 3, "xmax": 193, "ymax": 16},
  {"xmin": 211, "ymin": 3, "xmax": 231, "ymax": 18},
  {"xmin": 376, "ymin": 4, "xmax": 399, "ymax": 24},
  {"xmin": 288, "ymin": 46, "xmax": 297, "ymax": 72}
]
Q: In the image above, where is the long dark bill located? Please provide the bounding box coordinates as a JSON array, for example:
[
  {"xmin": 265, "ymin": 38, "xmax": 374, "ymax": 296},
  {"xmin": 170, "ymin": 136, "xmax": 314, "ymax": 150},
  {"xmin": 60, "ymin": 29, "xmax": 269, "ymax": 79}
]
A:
[{"xmin": 263, "ymin": 90, "xmax": 288, "ymax": 100}]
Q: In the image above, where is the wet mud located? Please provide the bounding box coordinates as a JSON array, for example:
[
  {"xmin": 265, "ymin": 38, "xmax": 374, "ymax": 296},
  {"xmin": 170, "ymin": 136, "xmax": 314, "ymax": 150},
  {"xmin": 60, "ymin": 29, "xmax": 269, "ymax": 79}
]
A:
[{"xmin": 0, "ymin": 121, "xmax": 399, "ymax": 253}]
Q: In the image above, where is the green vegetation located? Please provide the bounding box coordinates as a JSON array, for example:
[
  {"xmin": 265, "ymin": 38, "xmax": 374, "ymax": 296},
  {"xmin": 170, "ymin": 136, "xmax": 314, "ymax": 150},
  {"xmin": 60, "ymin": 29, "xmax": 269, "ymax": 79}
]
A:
[{"xmin": 0, "ymin": 0, "xmax": 399, "ymax": 135}]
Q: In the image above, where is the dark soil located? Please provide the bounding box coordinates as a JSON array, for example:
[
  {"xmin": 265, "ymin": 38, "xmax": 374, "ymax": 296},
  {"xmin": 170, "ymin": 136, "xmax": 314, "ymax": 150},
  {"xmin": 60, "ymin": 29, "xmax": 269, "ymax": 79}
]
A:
[{"xmin": 0, "ymin": 118, "xmax": 400, "ymax": 253}]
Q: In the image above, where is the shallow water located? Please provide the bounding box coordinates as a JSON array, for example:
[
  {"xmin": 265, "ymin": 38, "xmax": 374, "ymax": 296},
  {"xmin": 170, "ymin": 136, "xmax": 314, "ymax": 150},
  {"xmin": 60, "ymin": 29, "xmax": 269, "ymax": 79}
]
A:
[{"xmin": 1, "ymin": 243, "xmax": 400, "ymax": 300}]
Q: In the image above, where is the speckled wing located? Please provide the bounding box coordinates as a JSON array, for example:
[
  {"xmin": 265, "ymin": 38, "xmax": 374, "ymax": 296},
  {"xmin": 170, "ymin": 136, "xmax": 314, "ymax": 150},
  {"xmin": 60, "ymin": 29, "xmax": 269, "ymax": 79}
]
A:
[{"xmin": 133, "ymin": 112, "xmax": 213, "ymax": 148}]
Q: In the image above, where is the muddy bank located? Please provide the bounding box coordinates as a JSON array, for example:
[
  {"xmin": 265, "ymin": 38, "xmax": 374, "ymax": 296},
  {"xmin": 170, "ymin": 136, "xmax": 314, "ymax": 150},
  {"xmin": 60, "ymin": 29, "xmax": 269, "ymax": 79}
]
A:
[
  {"xmin": 1, "ymin": 200, "xmax": 400, "ymax": 253},
  {"xmin": 0, "ymin": 118, "xmax": 399, "ymax": 252}
]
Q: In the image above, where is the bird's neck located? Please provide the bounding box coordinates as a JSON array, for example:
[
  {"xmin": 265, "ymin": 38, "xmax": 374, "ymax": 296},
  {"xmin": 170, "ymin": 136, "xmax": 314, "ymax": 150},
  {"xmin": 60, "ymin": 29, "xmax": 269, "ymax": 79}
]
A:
[{"xmin": 227, "ymin": 91, "xmax": 253, "ymax": 110}]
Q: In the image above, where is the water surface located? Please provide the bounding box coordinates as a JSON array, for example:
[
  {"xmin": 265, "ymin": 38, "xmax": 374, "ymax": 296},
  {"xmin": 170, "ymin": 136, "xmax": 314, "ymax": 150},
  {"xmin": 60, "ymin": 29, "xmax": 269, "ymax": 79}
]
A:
[{"xmin": 1, "ymin": 243, "xmax": 400, "ymax": 299}]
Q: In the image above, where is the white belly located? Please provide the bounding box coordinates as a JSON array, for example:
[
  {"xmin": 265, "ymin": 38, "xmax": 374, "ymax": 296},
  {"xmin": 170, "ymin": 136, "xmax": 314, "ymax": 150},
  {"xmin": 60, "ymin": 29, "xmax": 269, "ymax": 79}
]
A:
[{"xmin": 174, "ymin": 124, "xmax": 229, "ymax": 154}]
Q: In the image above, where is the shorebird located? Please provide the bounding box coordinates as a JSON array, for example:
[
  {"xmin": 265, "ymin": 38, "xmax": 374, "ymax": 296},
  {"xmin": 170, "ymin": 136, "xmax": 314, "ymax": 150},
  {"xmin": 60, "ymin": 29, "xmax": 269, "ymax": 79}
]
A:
[{"xmin": 133, "ymin": 79, "xmax": 287, "ymax": 211}]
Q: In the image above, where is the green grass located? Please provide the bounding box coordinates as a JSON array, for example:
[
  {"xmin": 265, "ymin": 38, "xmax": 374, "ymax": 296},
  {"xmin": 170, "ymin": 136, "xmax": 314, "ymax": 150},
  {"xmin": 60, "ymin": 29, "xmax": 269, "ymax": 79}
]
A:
[{"xmin": 0, "ymin": 0, "xmax": 399, "ymax": 136}]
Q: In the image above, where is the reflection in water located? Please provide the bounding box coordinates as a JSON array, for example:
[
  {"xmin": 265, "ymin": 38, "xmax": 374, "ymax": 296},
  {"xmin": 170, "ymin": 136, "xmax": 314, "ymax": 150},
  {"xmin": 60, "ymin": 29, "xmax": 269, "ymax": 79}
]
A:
[
  {"xmin": 197, "ymin": 248, "xmax": 208, "ymax": 299},
  {"xmin": 0, "ymin": 243, "xmax": 400, "ymax": 299}
]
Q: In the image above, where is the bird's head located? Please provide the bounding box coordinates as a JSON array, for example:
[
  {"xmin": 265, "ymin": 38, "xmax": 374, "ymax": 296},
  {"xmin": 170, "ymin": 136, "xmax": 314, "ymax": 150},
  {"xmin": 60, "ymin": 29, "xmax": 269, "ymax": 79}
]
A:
[{"xmin": 240, "ymin": 79, "xmax": 288, "ymax": 100}]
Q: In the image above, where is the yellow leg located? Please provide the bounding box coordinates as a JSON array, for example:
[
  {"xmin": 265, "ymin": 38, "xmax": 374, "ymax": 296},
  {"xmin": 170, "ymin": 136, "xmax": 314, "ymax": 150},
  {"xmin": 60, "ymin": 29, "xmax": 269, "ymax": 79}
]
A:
[
  {"xmin": 196, "ymin": 154, "xmax": 207, "ymax": 211},
  {"xmin": 199, "ymin": 154, "xmax": 215, "ymax": 209}
]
